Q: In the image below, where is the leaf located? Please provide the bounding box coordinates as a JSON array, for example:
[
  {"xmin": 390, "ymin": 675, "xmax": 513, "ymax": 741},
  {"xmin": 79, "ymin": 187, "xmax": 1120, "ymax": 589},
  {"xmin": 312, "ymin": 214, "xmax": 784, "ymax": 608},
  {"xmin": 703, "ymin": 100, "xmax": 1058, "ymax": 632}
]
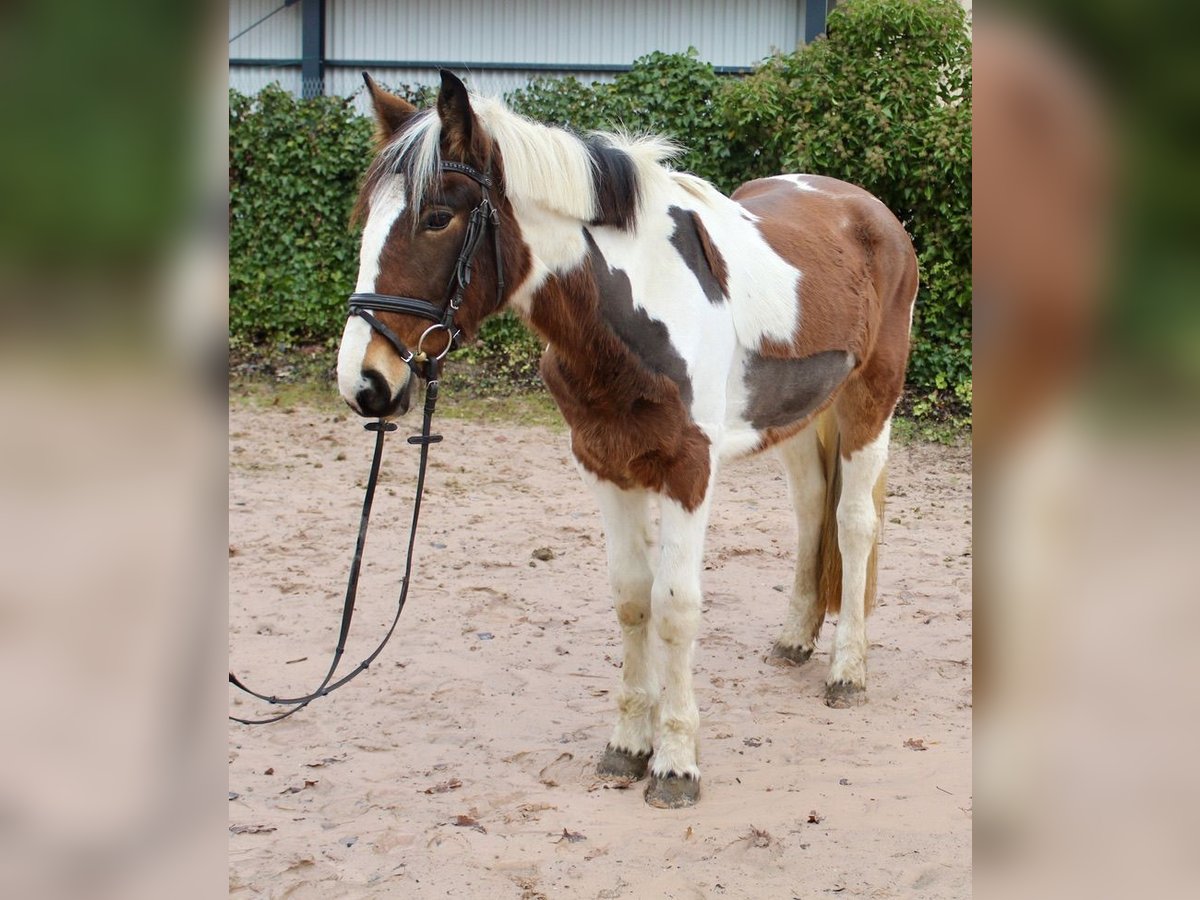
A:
[
  {"xmin": 556, "ymin": 828, "xmax": 587, "ymax": 844},
  {"xmin": 230, "ymin": 824, "xmax": 277, "ymax": 835},
  {"xmin": 903, "ymin": 738, "xmax": 928, "ymax": 751},
  {"xmin": 807, "ymin": 810, "xmax": 823, "ymax": 824},
  {"xmin": 279, "ymin": 779, "xmax": 319, "ymax": 794},
  {"xmin": 422, "ymin": 778, "xmax": 463, "ymax": 794},
  {"xmin": 451, "ymin": 814, "xmax": 487, "ymax": 834}
]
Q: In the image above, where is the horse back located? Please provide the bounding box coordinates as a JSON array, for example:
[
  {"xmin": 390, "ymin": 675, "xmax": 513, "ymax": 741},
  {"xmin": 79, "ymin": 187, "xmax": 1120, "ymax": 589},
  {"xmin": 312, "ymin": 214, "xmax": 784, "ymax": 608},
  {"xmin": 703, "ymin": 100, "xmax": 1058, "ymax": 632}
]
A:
[{"xmin": 731, "ymin": 175, "xmax": 917, "ymax": 366}]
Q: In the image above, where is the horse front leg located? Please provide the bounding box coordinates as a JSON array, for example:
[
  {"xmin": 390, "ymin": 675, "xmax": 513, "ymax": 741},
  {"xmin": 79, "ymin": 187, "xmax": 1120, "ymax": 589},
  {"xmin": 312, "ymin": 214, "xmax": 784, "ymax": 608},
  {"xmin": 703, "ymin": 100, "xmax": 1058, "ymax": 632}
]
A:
[
  {"xmin": 643, "ymin": 483, "xmax": 715, "ymax": 809},
  {"xmin": 586, "ymin": 477, "xmax": 658, "ymax": 783}
]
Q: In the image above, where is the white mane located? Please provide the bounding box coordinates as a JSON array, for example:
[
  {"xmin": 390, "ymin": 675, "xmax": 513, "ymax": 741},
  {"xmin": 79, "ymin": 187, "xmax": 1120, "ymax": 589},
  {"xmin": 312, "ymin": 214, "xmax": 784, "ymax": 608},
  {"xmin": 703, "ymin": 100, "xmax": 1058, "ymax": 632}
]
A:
[{"xmin": 374, "ymin": 94, "xmax": 682, "ymax": 224}]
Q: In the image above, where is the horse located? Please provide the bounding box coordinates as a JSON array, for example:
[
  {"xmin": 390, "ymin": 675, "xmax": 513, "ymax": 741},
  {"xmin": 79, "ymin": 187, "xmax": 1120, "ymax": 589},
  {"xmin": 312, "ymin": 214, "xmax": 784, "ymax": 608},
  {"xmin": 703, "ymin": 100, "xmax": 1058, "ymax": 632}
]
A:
[{"xmin": 336, "ymin": 71, "xmax": 918, "ymax": 808}]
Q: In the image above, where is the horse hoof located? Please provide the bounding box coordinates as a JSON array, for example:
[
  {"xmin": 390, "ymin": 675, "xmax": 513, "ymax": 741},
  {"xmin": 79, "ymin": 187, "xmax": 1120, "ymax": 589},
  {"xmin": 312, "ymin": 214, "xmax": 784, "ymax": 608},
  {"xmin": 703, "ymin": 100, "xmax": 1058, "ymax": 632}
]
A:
[
  {"xmin": 768, "ymin": 642, "xmax": 813, "ymax": 665},
  {"xmin": 644, "ymin": 773, "xmax": 700, "ymax": 808},
  {"xmin": 596, "ymin": 745, "xmax": 651, "ymax": 782},
  {"xmin": 824, "ymin": 681, "xmax": 866, "ymax": 708}
]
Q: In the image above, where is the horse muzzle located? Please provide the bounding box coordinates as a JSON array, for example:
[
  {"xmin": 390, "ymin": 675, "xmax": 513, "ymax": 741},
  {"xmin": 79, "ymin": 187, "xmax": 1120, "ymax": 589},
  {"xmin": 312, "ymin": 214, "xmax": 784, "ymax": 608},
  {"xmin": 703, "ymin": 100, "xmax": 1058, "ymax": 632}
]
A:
[{"xmin": 347, "ymin": 367, "xmax": 414, "ymax": 418}]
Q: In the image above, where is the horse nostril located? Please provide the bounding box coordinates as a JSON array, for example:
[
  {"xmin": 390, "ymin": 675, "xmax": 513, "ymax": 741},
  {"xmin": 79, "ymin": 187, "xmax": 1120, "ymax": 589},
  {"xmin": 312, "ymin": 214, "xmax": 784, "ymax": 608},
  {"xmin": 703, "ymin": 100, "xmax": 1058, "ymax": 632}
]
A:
[{"xmin": 354, "ymin": 369, "xmax": 392, "ymax": 416}]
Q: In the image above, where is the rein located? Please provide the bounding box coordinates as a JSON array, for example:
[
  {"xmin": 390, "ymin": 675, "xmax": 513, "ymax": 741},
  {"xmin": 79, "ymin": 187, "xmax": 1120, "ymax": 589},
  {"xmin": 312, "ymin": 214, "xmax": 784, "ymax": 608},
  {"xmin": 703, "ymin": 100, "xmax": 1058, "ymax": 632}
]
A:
[
  {"xmin": 230, "ymin": 159, "xmax": 501, "ymax": 725},
  {"xmin": 228, "ymin": 358, "xmax": 442, "ymax": 725}
]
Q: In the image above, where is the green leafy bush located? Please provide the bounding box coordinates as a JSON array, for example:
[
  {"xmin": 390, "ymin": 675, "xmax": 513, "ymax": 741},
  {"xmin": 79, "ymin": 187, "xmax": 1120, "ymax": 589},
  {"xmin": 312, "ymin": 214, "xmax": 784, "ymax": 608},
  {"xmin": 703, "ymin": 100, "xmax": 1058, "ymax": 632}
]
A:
[
  {"xmin": 229, "ymin": 0, "xmax": 971, "ymax": 419},
  {"xmin": 229, "ymin": 84, "xmax": 373, "ymax": 349}
]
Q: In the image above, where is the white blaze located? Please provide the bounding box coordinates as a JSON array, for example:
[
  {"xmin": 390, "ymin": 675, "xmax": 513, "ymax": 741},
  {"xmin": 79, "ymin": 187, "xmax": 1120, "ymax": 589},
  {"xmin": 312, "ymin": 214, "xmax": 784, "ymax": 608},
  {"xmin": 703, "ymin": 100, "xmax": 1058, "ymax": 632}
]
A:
[{"xmin": 337, "ymin": 177, "xmax": 411, "ymax": 410}]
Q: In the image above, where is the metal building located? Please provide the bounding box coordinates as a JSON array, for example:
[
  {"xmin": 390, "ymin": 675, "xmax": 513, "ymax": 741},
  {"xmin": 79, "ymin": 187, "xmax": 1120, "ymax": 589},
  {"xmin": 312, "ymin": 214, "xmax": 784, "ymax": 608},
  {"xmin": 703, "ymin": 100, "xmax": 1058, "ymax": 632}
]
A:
[{"xmin": 229, "ymin": 0, "xmax": 834, "ymax": 108}]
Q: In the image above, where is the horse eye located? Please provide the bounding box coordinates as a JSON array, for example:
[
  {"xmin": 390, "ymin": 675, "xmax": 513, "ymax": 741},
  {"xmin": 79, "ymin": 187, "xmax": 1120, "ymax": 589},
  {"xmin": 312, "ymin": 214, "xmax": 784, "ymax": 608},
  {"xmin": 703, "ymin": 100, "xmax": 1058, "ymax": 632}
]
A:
[{"xmin": 424, "ymin": 210, "xmax": 452, "ymax": 230}]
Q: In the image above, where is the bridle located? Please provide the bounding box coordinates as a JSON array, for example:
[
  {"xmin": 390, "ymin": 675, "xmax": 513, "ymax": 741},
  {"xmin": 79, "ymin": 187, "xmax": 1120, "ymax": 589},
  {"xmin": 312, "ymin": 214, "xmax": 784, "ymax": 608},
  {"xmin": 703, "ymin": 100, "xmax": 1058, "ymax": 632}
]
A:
[
  {"xmin": 347, "ymin": 160, "xmax": 505, "ymax": 378},
  {"xmin": 228, "ymin": 159, "xmax": 505, "ymax": 725}
]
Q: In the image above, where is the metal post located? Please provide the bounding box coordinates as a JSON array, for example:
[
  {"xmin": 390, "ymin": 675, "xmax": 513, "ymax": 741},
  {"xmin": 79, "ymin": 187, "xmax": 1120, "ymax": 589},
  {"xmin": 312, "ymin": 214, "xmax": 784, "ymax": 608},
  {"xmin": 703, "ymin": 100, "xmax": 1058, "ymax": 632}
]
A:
[
  {"xmin": 805, "ymin": 0, "xmax": 829, "ymax": 44},
  {"xmin": 301, "ymin": 0, "xmax": 325, "ymax": 98}
]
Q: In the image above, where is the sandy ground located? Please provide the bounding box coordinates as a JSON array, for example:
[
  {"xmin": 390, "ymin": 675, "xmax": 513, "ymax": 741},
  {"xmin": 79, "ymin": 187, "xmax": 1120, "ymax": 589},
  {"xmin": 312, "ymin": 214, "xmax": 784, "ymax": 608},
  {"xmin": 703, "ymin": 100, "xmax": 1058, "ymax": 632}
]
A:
[{"xmin": 229, "ymin": 402, "xmax": 971, "ymax": 899}]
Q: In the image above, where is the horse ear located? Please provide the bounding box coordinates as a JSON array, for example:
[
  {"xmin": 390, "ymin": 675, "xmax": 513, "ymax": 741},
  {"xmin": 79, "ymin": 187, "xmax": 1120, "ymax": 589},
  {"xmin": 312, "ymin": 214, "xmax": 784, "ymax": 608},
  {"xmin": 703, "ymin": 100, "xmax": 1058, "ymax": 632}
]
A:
[
  {"xmin": 362, "ymin": 72, "xmax": 416, "ymax": 142},
  {"xmin": 437, "ymin": 69, "xmax": 475, "ymax": 160}
]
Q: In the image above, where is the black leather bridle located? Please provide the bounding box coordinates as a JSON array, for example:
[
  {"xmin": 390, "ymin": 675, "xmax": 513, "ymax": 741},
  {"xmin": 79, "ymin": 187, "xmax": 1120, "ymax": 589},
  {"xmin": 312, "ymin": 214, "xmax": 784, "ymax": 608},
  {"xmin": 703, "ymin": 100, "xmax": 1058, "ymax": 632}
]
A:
[{"xmin": 347, "ymin": 160, "xmax": 504, "ymax": 377}]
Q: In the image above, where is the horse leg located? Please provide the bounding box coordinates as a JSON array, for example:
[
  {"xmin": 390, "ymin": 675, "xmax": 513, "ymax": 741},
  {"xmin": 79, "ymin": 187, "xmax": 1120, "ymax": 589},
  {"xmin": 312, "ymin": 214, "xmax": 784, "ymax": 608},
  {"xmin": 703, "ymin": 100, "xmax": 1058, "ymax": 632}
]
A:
[
  {"xmin": 770, "ymin": 424, "xmax": 826, "ymax": 664},
  {"xmin": 826, "ymin": 416, "xmax": 891, "ymax": 708},
  {"xmin": 588, "ymin": 479, "xmax": 657, "ymax": 782},
  {"xmin": 643, "ymin": 483, "xmax": 715, "ymax": 809}
]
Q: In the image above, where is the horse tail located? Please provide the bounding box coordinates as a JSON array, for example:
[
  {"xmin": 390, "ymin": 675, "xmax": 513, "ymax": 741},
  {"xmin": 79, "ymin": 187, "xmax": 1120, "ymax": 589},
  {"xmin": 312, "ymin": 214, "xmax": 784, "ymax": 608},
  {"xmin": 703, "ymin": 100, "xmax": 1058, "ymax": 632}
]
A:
[{"xmin": 815, "ymin": 409, "xmax": 887, "ymax": 617}]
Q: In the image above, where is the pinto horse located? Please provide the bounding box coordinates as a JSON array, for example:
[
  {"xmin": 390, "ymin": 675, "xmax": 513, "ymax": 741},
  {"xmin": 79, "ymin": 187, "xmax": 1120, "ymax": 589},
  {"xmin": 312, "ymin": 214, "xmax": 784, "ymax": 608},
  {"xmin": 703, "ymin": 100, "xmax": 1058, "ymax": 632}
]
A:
[{"xmin": 337, "ymin": 71, "xmax": 918, "ymax": 808}]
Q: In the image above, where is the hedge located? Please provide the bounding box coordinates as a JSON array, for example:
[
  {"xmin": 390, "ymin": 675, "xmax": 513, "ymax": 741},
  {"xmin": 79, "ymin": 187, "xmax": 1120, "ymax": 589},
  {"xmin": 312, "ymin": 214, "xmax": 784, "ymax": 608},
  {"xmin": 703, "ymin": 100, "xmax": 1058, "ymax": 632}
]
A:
[{"xmin": 230, "ymin": 0, "xmax": 971, "ymax": 415}]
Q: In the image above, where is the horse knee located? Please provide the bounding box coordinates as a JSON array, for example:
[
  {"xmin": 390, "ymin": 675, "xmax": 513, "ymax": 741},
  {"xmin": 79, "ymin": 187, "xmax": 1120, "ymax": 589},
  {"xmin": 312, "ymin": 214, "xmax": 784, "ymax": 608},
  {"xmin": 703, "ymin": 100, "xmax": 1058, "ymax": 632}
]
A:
[
  {"xmin": 836, "ymin": 500, "xmax": 878, "ymax": 545},
  {"xmin": 652, "ymin": 583, "xmax": 700, "ymax": 645},
  {"xmin": 611, "ymin": 573, "xmax": 652, "ymax": 628}
]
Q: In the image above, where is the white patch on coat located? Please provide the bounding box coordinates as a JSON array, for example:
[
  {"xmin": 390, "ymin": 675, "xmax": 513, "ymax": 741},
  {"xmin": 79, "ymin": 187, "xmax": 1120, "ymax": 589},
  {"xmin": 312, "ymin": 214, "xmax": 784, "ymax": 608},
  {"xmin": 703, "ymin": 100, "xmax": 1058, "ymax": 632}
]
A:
[{"xmin": 775, "ymin": 174, "xmax": 827, "ymax": 193}]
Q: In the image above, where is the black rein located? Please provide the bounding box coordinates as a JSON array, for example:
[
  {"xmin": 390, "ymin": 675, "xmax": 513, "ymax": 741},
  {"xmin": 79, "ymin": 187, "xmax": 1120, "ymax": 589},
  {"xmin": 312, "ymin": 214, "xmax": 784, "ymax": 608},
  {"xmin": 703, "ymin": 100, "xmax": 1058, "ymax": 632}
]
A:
[{"xmin": 229, "ymin": 159, "xmax": 501, "ymax": 724}]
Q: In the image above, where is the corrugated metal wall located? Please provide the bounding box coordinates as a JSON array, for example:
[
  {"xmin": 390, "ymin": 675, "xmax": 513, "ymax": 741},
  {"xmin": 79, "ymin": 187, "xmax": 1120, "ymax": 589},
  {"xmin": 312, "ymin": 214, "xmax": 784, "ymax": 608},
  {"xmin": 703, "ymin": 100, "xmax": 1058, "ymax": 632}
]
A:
[
  {"xmin": 230, "ymin": 0, "xmax": 808, "ymax": 105},
  {"xmin": 229, "ymin": 0, "xmax": 303, "ymax": 59},
  {"xmin": 229, "ymin": 0, "xmax": 303, "ymax": 96}
]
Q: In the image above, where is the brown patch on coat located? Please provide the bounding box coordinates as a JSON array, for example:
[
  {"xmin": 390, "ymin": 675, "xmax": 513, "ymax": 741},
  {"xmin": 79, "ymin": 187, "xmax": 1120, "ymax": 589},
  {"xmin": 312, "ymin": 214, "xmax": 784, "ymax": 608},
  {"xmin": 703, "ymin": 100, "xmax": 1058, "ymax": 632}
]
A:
[
  {"xmin": 693, "ymin": 214, "xmax": 729, "ymax": 296},
  {"xmin": 732, "ymin": 175, "xmax": 918, "ymax": 456},
  {"xmin": 529, "ymin": 239, "xmax": 712, "ymax": 512}
]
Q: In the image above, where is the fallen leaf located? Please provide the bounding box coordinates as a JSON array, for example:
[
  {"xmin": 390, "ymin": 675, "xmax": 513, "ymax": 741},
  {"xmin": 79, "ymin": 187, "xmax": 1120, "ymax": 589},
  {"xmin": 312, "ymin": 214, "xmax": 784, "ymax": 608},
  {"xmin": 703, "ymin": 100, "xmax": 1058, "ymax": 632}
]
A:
[
  {"xmin": 451, "ymin": 814, "xmax": 486, "ymax": 834},
  {"xmin": 532, "ymin": 547, "xmax": 554, "ymax": 561},
  {"xmin": 903, "ymin": 738, "xmax": 927, "ymax": 751},
  {"xmin": 537, "ymin": 752, "xmax": 573, "ymax": 787},
  {"xmin": 685, "ymin": 826, "xmax": 694, "ymax": 840},
  {"xmin": 555, "ymin": 828, "xmax": 587, "ymax": 844},
  {"xmin": 838, "ymin": 778, "xmax": 851, "ymax": 786},
  {"xmin": 743, "ymin": 737, "xmax": 763, "ymax": 748},
  {"xmin": 422, "ymin": 778, "xmax": 463, "ymax": 795},
  {"xmin": 230, "ymin": 824, "xmax": 276, "ymax": 835},
  {"xmin": 263, "ymin": 767, "xmax": 274, "ymax": 776},
  {"xmin": 304, "ymin": 755, "xmax": 345, "ymax": 768},
  {"xmin": 807, "ymin": 810, "xmax": 823, "ymax": 824},
  {"xmin": 279, "ymin": 779, "xmax": 319, "ymax": 795}
]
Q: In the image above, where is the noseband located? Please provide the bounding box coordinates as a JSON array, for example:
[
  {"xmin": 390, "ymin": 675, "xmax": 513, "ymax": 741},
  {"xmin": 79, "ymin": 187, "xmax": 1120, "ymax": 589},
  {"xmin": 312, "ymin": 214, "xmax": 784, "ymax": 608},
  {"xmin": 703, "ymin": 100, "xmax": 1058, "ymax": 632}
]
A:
[{"xmin": 347, "ymin": 161, "xmax": 505, "ymax": 377}]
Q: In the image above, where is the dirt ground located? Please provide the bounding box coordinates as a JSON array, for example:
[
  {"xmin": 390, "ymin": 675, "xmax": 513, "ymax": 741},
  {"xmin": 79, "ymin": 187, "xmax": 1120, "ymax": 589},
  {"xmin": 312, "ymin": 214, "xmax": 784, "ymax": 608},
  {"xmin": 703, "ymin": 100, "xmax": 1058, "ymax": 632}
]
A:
[{"xmin": 229, "ymin": 399, "xmax": 971, "ymax": 899}]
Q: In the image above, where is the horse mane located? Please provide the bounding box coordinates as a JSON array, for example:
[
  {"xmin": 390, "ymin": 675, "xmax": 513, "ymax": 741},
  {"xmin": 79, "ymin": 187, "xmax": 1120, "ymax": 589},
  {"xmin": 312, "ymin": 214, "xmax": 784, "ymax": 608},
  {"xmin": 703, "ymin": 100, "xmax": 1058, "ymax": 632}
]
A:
[{"xmin": 355, "ymin": 95, "xmax": 681, "ymax": 230}]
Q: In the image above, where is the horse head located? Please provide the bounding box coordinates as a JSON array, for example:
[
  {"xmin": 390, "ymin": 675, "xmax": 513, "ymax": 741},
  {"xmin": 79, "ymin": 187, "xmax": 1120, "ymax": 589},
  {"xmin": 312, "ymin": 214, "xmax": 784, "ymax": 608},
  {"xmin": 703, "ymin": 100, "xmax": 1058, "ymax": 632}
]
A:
[{"xmin": 337, "ymin": 71, "xmax": 520, "ymax": 418}]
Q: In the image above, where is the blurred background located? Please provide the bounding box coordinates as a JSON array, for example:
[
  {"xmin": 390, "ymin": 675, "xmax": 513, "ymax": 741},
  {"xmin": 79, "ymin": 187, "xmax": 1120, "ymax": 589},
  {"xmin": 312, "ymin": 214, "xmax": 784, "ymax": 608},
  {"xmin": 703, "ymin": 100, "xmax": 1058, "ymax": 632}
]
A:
[
  {"xmin": 974, "ymin": 1, "xmax": 1200, "ymax": 898},
  {"xmin": 1, "ymin": 0, "xmax": 1198, "ymax": 895},
  {"xmin": 0, "ymin": 1, "xmax": 227, "ymax": 897}
]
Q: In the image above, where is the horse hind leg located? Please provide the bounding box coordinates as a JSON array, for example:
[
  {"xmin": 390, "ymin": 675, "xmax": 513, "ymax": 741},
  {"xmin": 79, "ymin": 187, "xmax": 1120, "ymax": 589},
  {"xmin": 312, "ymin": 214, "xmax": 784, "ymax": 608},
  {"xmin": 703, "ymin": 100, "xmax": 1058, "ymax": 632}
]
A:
[
  {"xmin": 587, "ymin": 479, "xmax": 657, "ymax": 783},
  {"xmin": 770, "ymin": 422, "xmax": 827, "ymax": 665},
  {"xmin": 825, "ymin": 412, "xmax": 891, "ymax": 708}
]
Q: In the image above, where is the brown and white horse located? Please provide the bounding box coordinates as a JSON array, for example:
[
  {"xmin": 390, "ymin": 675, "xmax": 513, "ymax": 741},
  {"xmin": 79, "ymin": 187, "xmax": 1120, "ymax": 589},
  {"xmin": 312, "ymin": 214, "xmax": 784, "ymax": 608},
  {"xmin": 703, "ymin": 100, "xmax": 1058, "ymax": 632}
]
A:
[{"xmin": 337, "ymin": 72, "xmax": 918, "ymax": 808}]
